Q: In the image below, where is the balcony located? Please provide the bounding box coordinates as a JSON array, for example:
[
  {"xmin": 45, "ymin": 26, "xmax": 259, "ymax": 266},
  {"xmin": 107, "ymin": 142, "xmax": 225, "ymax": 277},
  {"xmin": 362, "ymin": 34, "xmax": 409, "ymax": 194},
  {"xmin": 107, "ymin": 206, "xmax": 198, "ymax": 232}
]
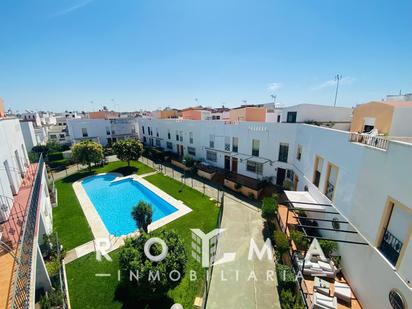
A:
[
  {"xmin": 349, "ymin": 132, "xmax": 389, "ymax": 150},
  {"xmin": 0, "ymin": 157, "xmax": 45, "ymax": 309}
]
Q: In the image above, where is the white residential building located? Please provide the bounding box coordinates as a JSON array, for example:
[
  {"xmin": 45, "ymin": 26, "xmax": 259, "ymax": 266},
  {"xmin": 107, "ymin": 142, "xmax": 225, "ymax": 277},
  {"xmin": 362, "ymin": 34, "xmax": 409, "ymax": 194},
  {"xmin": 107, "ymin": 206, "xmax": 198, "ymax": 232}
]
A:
[
  {"xmin": 0, "ymin": 117, "xmax": 54, "ymax": 308},
  {"xmin": 20, "ymin": 112, "xmax": 42, "ymax": 128},
  {"xmin": 67, "ymin": 117, "xmax": 139, "ymax": 146},
  {"xmin": 138, "ymin": 117, "xmax": 412, "ymax": 309}
]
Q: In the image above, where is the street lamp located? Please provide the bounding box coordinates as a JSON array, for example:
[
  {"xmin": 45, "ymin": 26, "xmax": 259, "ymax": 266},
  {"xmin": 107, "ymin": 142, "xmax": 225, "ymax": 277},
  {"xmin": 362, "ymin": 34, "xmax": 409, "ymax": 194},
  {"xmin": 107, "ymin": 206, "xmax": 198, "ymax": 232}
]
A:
[{"xmin": 178, "ymin": 159, "xmax": 186, "ymax": 192}]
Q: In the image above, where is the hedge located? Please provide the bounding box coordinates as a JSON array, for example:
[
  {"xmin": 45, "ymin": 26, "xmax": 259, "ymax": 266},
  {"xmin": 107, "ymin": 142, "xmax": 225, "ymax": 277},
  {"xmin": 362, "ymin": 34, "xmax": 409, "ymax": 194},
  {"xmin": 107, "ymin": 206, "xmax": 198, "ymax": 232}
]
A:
[
  {"xmin": 276, "ymin": 264, "xmax": 297, "ymax": 291},
  {"xmin": 48, "ymin": 152, "xmax": 64, "ymax": 162}
]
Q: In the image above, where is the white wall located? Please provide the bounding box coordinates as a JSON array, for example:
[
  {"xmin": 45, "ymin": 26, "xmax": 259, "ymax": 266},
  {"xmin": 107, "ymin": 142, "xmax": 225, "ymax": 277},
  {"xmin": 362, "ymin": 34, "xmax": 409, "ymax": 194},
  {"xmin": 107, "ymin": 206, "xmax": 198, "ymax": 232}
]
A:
[
  {"xmin": 20, "ymin": 121, "xmax": 37, "ymax": 151},
  {"xmin": 281, "ymin": 104, "xmax": 353, "ymax": 127},
  {"xmin": 390, "ymin": 107, "xmax": 412, "ymax": 137},
  {"xmin": 0, "ymin": 118, "xmax": 29, "ymax": 221}
]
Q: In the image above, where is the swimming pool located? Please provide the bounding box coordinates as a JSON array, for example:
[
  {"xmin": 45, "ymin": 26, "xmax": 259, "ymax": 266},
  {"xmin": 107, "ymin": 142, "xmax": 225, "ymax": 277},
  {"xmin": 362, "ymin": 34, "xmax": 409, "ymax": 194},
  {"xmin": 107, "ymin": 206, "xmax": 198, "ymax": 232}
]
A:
[{"xmin": 81, "ymin": 174, "xmax": 178, "ymax": 236}]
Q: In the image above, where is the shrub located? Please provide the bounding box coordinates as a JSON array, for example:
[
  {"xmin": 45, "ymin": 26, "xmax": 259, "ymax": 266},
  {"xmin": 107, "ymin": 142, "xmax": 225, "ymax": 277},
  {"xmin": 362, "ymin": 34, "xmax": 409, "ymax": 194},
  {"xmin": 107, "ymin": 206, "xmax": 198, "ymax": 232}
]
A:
[
  {"xmin": 183, "ymin": 155, "xmax": 194, "ymax": 167},
  {"xmin": 290, "ymin": 230, "xmax": 308, "ymax": 251},
  {"xmin": 39, "ymin": 289, "xmax": 64, "ymax": 309},
  {"xmin": 47, "ymin": 159, "xmax": 70, "ymax": 169},
  {"xmin": 319, "ymin": 240, "xmax": 338, "ymax": 257},
  {"xmin": 119, "ymin": 230, "xmax": 187, "ymax": 300},
  {"xmin": 248, "ymin": 192, "xmax": 255, "ymax": 199},
  {"xmin": 261, "ymin": 196, "xmax": 278, "ymax": 221},
  {"xmin": 48, "ymin": 152, "xmax": 64, "ymax": 162},
  {"xmin": 234, "ymin": 183, "xmax": 242, "ymax": 190},
  {"xmin": 277, "ymin": 264, "xmax": 296, "ymax": 291},
  {"xmin": 274, "ymin": 231, "xmax": 290, "ymax": 257},
  {"xmin": 280, "ymin": 289, "xmax": 295, "ymax": 309}
]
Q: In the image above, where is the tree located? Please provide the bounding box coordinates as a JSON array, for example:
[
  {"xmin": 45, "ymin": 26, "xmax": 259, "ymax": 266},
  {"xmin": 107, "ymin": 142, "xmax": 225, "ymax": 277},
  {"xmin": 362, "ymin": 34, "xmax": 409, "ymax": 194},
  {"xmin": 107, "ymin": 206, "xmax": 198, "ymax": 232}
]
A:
[
  {"xmin": 112, "ymin": 139, "xmax": 143, "ymax": 167},
  {"xmin": 71, "ymin": 141, "xmax": 104, "ymax": 171},
  {"xmin": 131, "ymin": 201, "xmax": 153, "ymax": 233},
  {"xmin": 261, "ymin": 196, "xmax": 278, "ymax": 221},
  {"xmin": 118, "ymin": 230, "xmax": 187, "ymax": 300}
]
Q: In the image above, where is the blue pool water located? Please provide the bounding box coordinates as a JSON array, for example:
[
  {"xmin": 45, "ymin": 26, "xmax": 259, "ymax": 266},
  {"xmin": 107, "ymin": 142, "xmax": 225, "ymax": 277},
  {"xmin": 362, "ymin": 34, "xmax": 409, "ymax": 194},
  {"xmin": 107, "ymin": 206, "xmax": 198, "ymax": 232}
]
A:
[{"xmin": 81, "ymin": 174, "xmax": 178, "ymax": 236}]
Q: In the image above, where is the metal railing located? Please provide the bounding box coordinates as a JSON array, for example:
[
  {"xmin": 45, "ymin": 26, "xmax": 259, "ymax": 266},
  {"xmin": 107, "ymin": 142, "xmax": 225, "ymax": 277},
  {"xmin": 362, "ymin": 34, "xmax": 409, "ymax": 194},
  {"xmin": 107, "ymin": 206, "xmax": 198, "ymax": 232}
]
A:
[
  {"xmin": 9, "ymin": 154, "xmax": 45, "ymax": 309},
  {"xmin": 349, "ymin": 132, "xmax": 389, "ymax": 150}
]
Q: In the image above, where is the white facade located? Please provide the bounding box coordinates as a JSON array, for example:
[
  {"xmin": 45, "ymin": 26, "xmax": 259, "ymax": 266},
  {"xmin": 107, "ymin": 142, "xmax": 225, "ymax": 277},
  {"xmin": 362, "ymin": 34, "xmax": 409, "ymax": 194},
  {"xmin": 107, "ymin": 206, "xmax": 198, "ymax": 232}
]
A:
[
  {"xmin": 138, "ymin": 117, "xmax": 412, "ymax": 309},
  {"xmin": 0, "ymin": 118, "xmax": 30, "ymax": 220},
  {"xmin": 20, "ymin": 121, "xmax": 37, "ymax": 151},
  {"xmin": 21, "ymin": 112, "xmax": 42, "ymax": 127},
  {"xmin": 39, "ymin": 112, "xmax": 57, "ymax": 126},
  {"xmin": 281, "ymin": 104, "xmax": 353, "ymax": 130},
  {"xmin": 390, "ymin": 106, "xmax": 412, "ymax": 137},
  {"xmin": 67, "ymin": 118, "xmax": 138, "ymax": 146}
]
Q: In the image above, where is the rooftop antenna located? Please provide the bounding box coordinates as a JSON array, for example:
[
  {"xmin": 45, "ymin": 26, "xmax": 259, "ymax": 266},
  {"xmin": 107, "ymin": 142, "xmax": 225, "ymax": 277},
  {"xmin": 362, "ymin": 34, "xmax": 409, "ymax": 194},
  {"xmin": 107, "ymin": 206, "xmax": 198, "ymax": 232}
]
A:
[
  {"xmin": 333, "ymin": 74, "xmax": 342, "ymax": 107},
  {"xmin": 271, "ymin": 94, "xmax": 277, "ymax": 104},
  {"xmin": 242, "ymin": 100, "xmax": 247, "ymax": 105}
]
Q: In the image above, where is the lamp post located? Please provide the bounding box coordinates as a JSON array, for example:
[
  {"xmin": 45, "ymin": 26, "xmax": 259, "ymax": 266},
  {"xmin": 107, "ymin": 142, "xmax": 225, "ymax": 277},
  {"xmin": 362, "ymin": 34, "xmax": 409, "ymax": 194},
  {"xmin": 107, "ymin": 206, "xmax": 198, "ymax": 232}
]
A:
[{"xmin": 179, "ymin": 159, "xmax": 186, "ymax": 192}]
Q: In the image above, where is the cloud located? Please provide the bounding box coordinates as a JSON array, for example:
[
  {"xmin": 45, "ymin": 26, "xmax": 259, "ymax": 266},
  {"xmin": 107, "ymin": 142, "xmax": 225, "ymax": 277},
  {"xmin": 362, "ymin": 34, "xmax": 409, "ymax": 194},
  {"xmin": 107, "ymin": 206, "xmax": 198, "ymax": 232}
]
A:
[
  {"xmin": 312, "ymin": 76, "xmax": 355, "ymax": 90},
  {"xmin": 51, "ymin": 0, "xmax": 94, "ymax": 17},
  {"xmin": 267, "ymin": 82, "xmax": 282, "ymax": 92}
]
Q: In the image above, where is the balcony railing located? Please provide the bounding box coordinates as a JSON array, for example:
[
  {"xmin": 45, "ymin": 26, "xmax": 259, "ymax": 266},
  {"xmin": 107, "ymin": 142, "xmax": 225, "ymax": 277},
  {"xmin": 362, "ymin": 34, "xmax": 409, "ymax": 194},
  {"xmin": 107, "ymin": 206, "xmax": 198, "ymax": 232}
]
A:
[
  {"xmin": 349, "ymin": 132, "xmax": 389, "ymax": 150},
  {"xmin": 379, "ymin": 229, "xmax": 403, "ymax": 266},
  {"xmin": 9, "ymin": 155, "xmax": 45, "ymax": 309}
]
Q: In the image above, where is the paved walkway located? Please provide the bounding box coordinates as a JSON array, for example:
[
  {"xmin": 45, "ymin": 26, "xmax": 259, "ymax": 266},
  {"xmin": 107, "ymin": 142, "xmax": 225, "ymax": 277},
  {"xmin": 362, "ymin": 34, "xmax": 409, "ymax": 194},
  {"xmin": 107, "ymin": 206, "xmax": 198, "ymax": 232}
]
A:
[{"xmin": 206, "ymin": 195, "xmax": 281, "ymax": 309}]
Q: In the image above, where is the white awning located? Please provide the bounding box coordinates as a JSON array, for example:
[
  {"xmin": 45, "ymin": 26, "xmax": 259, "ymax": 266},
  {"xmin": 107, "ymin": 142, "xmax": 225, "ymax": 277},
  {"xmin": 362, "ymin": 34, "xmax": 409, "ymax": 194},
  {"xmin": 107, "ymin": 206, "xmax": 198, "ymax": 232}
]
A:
[{"xmin": 284, "ymin": 191, "xmax": 326, "ymax": 210}]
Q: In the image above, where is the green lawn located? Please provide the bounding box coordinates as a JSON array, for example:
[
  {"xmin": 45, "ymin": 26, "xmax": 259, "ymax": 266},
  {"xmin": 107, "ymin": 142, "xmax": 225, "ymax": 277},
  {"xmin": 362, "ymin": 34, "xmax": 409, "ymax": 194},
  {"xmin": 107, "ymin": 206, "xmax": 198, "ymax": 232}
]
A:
[
  {"xmin": 66, "ymin": 173, "xmax": 220, "ymax": 309},
  {"xmin": 54, "ymin": 160, "xmax": 154, "ymax": 251}
]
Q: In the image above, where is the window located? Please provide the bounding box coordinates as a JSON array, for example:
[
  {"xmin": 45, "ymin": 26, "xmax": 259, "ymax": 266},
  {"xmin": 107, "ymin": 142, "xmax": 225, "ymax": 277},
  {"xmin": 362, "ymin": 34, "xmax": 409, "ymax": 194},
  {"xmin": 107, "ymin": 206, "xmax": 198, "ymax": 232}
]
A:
[
  {"xmin": 168, "ymin": 130, "xmax": 171, "ymax": 140},
  {"xmin": 59, "ymin": 134, "xmax": 65, "ymax": 140},
  {"xmin": 324, "ymin": 163, "xmax": 339, "ymax": 200},
  {"xmin": 286, "ymin": 111, "xmax": 297, "ymax": 123},
  {"xmin": 189, "ymin": 132, "xmax": 193, "ymax": 144},
  {"xmin": 81, "ymin": 128, "xmax": 88, "ymax": 137},
  {"xmin": 143, "ymin": 136, "xmax": 147, "ymax": 143},
  {"xmin": 106, "ymin": 127, "xmax": 111, "ymax": 135},
  {"xmin": 156, "ymin": 129, "xmax": 159, "ymax": 137},
  {"xmin": 224, "ymin": 136, "xmax": 230, "ymax": 151},
  {"xmin": 142, "ymin": 126, "xmax": 145, "ymax": 134},
  {"xmin": 179, "ymin": 131, "xmax": 183, "ymax": 142},
  {"xmin": 209, "ymin": 135, "xmax": 215, "ymax": 148},
  {"xmin": 378, "ymin": 199, "xmax": 412, "ymax": 267},
  {"xmin": 389, "ymin": 289, "xmax": 406, "ymax": 309},
  {"xmin": 166, "ymin": 142, "xmax": 173, "ymax": 149},
  {"xmin": 176, "ymin": 130, "xmax": 179, "ymax": 141},
  {"xmin": 155, "ymin": 139, "xmax": 161, "ymax": 147},
  {"xmin": 232, "ymin": 137, "xmax": 238, "ymax": 152},
  {"xmin": 206, "ymin": 150, "xmax": 217, "ymax": 162},
  {"xmin": 148, "ymin": 126, "xmax": 152, "ymax": 136},
  {"xmin": 278, "ymin": 143, "xmax": 289, "ymax": 162},
  {"xmin": 188, "ymin": 147, "xmax": 196, "ymax": 156},
  {"xmin": 313, "ymin": 156, "xmax": 323, "ymax": 187},
  {"xmin": 277, "ymin": 115, "xmax": 281, "ymax": 123},
  {"xmin": 252, "ymin": 139, "xmax": 259, "ymax": 156},
  {"xmin": 296, "ymin": 145, "xmax": 302, "ymax": 161},
  {"xmin": 246, "ymin": 160, "xmax": 263, "ymax": 175}
]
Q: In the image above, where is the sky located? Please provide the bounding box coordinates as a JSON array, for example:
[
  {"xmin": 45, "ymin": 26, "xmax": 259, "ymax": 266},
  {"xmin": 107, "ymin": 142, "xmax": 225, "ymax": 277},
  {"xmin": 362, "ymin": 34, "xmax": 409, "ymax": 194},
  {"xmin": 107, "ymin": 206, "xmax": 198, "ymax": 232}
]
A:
[{"xmin": 0, "ymin": 0, "xmax": 411, "ymax": 112}]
